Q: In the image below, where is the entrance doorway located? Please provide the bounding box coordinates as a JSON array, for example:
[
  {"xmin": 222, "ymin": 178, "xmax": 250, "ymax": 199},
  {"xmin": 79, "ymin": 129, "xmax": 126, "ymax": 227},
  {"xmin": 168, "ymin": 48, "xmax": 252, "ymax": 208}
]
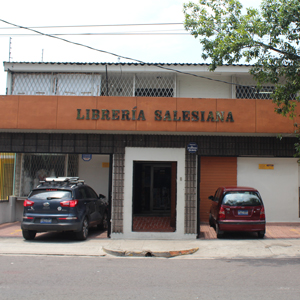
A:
[{"xmin": 132, "ymin": 162, "xmax": 176, "ymax": 232}]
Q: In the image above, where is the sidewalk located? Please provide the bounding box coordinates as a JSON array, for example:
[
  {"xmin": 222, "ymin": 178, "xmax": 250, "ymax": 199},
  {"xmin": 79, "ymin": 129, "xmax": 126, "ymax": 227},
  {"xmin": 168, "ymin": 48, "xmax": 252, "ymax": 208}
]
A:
[{"xmin": 0, "ymin": 222, "xmax": 300, "ymax": 259}]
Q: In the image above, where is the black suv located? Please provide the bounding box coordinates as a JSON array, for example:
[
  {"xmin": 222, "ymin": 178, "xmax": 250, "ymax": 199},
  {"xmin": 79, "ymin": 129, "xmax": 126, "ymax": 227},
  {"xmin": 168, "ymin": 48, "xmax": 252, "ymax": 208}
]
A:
[{"xmin": 21, "ymin": 177, "xmax": 108, "ymax": 240}]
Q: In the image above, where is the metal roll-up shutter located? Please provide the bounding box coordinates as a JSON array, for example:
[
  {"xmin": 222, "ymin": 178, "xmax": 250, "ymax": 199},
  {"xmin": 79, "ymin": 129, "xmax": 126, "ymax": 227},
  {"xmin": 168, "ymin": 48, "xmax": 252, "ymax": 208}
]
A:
[{"xmin": 200, "ymin": 157, "xmax": 237, "ymax": 222}]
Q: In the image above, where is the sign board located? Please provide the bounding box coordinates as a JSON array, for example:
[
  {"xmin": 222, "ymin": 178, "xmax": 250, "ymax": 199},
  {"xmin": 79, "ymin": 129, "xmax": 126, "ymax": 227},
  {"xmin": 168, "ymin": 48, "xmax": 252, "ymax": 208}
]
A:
[
  {"xmin": 187, "ymin": 142, "xmax": 198, "ymax": 154},
  {"xmin": 82, "ymin": 154, "xmax": 92, "ymax": 162},
  {"xmin": 259, "ymin": 164, "xmax": 274, "ymax": 170}
]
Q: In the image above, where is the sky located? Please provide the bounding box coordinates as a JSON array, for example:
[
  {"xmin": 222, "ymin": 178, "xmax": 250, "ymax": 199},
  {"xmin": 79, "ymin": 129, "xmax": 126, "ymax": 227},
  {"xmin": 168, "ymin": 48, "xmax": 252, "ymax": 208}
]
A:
[{"xmin": 0, "ymin": 0, "xmax": 262, "ymax": 95}]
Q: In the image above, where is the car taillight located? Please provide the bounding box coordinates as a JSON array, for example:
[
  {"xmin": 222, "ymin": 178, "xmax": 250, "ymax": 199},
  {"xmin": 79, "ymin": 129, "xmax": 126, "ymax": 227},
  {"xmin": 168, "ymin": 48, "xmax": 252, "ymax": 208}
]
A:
[
  {"xmin": 60, "ymin": 200, "xmax": 78, "ymax": 208},
  {"xmin": 260, "ymin": 206, "xmax": 265, "ymax": 220},
  {"xmin": 218, "ymin": 206, "xmax": 226, "ymax": 220},
  {"xmin": 24, "ymin": 200, "xmax": 34, "ymax": 207}
]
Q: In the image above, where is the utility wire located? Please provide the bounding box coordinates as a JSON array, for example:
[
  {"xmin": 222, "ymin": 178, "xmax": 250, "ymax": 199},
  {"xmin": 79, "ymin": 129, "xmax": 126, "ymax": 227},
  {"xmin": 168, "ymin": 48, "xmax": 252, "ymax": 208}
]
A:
[
  {"xmin": 0, "ymin": 22, "xmax": 184, "ymax": 30},
  {"xmin": 0, "ymin": 32, "xmax": 189, "ymax": 36},
  {"xmin": 0, "ymin": 18, "xmax": 250, "ymax": 88}
]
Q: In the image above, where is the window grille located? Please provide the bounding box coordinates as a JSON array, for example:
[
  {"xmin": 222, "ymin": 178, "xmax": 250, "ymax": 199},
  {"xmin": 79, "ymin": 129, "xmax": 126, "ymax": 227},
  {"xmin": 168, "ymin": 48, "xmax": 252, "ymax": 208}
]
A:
[
  {"xmin": 0, "ymin": 153, "xmax": 15, "ymax": 201},
  {"xmin": 12, "ymin": 73, "xmax": 101, "ymax": 97},
  {"xmin": 135, "ymin": 74, "xmax": 174, "ymax": 97},
  {"xmin": 12, "ymin": 73, "xmax": 52, "ymax": 95},
  {"xmin": 20, "ymin": 154, "xmax": 78, "ymax": 197},
  {"xmin": 56, "ymin": 73, "xmax": 101, "ymax": 96},
  {"xmin": 11, "ymin": 72, "xmax": 175, "ymax": 98},
  {"xmin": 236, "ymin": 86, "xmax": 296, "ymax": 100},
  {"xmin": 101, "ymin": 74, "xmax": 133, "ymax": 96}
]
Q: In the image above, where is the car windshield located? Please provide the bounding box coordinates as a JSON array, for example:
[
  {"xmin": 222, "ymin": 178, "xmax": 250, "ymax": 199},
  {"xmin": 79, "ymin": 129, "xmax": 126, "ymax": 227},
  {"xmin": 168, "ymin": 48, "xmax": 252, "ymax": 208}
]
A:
[
  {"xmin": 222, "ymin": 191, "xmax": 262, "ymax": 206},
  {"xmin": 29, "ymin": 190, "xmax": 72, "ymax": 200}
]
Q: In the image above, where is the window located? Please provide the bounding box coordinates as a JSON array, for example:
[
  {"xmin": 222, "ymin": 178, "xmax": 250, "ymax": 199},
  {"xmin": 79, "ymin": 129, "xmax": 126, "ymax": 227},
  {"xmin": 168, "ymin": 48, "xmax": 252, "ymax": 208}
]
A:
[
  {"xmin": 12, "ymin": 73, "xmax": 52, "ymax": 95},
  {"xmin": 135, "ymin": 88, "xmax": 173, "ymax": 97},
  {"xmin": 222, "ymin": 192, "xmax": 262, "ymax": 206},
  {"xmin": 12, "ymin": 73, "xmax": 101, "ymax": 96},
  {"xmin": 56, "ymin": 74, "xmax": 101, "ymax": 96},
  {"xmin": 0, "ymin": 153, "xmax": 15, "ymax": 201},
  {"xmin": 135, "ymin": 74, "xmax": 175, "ymax": 98},
  {"xmin": 85, "ymin": 186, "xmax": 98, "ymax": 199},
  {"xmin": 236, "ymin": 85, "xmax": 296, "ymax": 100},
  {"xmin": 20, "ymin": 154, "xmax": 78, "ymax": 197},
  {"xmin": 29, "ymin": 190, "xmax": 71, "ymax": 200},
  {"xmin": 11, "ymin": 72, "xmax": 176, "ymax": 97}
]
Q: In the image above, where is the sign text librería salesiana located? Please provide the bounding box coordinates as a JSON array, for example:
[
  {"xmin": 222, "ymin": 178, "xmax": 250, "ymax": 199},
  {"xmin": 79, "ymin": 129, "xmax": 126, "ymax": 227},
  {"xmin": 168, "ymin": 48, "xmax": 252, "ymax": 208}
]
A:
[{"xmin": 77, "ymin": 109, "xmax": 234, "ymax": 122}]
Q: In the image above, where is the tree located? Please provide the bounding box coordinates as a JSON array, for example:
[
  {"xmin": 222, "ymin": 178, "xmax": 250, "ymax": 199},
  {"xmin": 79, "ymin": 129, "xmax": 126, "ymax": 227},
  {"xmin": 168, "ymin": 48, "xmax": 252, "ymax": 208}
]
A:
[{"xmin": 183, "ymin": 0, "xmax": 300, "ymax": 118}]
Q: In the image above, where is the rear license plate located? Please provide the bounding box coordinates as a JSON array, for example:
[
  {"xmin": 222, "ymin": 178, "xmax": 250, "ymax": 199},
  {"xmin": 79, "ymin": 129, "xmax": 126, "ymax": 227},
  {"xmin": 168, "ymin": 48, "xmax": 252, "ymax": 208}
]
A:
[
  {"xmin": 40, "ymin": 218, "xmax": 52, "ymax": 224},
  {"xmin": 238, "ymin": 210, "xmax": 248, "ymax": 215}
]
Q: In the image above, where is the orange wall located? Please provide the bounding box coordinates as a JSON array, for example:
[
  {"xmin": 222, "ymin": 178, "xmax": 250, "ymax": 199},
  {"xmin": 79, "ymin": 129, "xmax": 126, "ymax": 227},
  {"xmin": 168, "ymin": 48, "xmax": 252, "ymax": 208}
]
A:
[
  {"xmin": 0, "ymin": 95, "xmax": 297, "ymax": 134},
  {"xmin": 200, "ymin": 157, "xmax": 237, "ymax": 222}
]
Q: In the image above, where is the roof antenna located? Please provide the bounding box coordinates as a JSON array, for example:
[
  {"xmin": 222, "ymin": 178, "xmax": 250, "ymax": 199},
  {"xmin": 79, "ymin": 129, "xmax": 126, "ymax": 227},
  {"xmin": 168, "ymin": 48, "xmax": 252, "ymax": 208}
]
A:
[{"xmin": 8, "ymin": 37, "xmax": 12, "ymax": 62}]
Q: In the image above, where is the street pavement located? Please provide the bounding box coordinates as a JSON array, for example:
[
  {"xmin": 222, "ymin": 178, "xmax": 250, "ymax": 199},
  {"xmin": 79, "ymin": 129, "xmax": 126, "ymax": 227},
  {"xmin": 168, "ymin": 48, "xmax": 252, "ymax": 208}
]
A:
[{"xmin": 0, "ymin": 222, "xmax": 300, "ymax": 259}]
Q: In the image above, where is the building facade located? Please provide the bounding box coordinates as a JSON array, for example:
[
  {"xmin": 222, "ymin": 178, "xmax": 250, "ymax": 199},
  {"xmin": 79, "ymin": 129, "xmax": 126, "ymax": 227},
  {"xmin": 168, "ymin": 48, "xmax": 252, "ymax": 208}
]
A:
[{"xmin": 1, "ymin": 62, "xmax": 299, "ymax": 239}]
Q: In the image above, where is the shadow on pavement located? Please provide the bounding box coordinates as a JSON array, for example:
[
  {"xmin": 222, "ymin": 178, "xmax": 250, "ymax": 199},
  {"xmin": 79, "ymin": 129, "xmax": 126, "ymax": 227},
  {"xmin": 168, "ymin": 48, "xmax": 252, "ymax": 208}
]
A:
[
  {"xmin": 0, "ymin": 222, "xmax": 108, "ymax": 242},
  {"xmin": 34, "ymin": 227, "xmax": 108, "ymax": 242}
]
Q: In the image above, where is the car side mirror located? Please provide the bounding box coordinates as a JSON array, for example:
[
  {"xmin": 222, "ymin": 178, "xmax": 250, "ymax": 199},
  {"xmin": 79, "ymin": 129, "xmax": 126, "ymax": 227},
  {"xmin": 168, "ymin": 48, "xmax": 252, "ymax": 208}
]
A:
[
  {"xmin": 208, "ymin": 195, "xmax": 214, "ymax": 201},
  {"xmin": 99, "ymin": 194, "xmax": 106, "ymax": 199}
]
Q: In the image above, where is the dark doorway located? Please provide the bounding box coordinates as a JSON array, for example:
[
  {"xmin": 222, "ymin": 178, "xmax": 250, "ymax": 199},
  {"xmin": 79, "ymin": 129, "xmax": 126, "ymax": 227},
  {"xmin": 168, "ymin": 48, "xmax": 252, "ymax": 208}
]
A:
[{"xmin": 132, "ymin": 162, "xmax": 176, "ymax": 232}]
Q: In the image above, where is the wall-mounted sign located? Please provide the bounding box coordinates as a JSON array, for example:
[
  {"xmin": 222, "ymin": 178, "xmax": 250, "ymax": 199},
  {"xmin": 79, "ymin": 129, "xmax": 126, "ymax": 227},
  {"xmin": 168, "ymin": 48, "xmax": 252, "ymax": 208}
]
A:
[
  {"xmin": 82, "ymin": 154, "xmax": 92, "ymax": 162},
  {"xmin": 187, "ymin": 142, "xmax": 198, "ymax": 154},
  {"xmin": 76, "ymin": 109, "xmax": 234, "ymax": 123},
  {"xmin": 259, "ymin": 164, "xmax": 274, "ymax": 170},
  {"xmin": 102, "ymin": 162, "xmax": 110, "ymax": 168}
]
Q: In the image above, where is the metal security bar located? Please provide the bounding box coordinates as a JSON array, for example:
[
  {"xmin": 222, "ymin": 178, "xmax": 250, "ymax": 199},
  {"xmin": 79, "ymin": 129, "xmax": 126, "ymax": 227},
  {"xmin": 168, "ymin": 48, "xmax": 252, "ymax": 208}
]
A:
[
  {"xmin": 12, "ymin": 73, "xmax": 101, "ymax": 96},
  {"xmin": 236, "ymin": 85, "xmax": 297, "ymax": 100},
  {"xmin": 0, "ymin": 153, "xmax": 15, "ymax": 201},
  {"xmin": 12, "ymin": 73, "xmax": 53, "ymax": 95},
  {"xmin": 20, "ymin": 154, "xmax": 78, "ymax": 197},
  {"xmin": 11, "ymin": 72, "xmax": 175, "ymax": 98},
  {"xmin": 101, "ymin": 74, "xmax": 134, "ymax": 96},
  {"xmin": 135, "ymin": 74, "xmax": 175, "ymax": 97},
  {"xmin": 55, "ymin": 73, "xmax": 101, "ymax": 96}
]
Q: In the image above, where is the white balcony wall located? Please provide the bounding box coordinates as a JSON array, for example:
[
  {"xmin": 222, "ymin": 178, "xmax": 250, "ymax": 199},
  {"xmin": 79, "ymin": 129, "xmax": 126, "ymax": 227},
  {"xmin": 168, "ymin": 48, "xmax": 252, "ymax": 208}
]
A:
[{"xmin": 176, "ymin": 75, "xmax": 233, "ymax": 98}]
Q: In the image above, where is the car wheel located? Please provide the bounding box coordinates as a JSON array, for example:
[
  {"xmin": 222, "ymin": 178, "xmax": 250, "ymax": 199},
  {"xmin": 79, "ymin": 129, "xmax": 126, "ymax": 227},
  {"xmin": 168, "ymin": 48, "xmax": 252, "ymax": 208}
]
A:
[
  {"xmin": 209, "ymin": 213, "xmax": 214, "ymax": 228},
  {"xmin": 257, "ymin": 231, "xmax": 265, "ymax": 239},
  {"xmin": 98, "ymin": 211, "xmax": 108, "ymax": 230},
  {"xmin": 22, "ymin": 230, "xmax": 36, "ymax": 240},
  {"xmin": 216, "ymin": 224, "xmax": 224, "ymax": 238},
  {"xmin": 76, "ymin": 217, "xmax": 89, "ymax": 240}
]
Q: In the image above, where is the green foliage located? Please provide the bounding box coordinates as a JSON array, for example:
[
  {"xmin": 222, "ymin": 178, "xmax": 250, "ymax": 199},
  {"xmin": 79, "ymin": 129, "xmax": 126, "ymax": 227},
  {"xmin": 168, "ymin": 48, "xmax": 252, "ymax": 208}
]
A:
[
  {"xmin": 184, "ymin": 0, "xmax": 300, "ymax": 118},
  {"xmin": 294, "ymin": 135, "xmax": 300, "ymax": 158}
]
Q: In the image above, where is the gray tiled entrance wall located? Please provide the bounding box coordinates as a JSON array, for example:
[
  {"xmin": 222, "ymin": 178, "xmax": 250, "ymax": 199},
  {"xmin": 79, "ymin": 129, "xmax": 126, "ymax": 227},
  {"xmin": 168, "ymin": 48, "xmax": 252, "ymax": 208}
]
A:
[
  {"xmin": 110, "ymin": 150, "xmax": 197, "ymax": 235},
  {"xmin": 112, "ymin": 153, "xmax": 125, "ymax": 233},
  {"xmin": 185, "ymin": 153, "xmax": 197, "ymax": 234}
]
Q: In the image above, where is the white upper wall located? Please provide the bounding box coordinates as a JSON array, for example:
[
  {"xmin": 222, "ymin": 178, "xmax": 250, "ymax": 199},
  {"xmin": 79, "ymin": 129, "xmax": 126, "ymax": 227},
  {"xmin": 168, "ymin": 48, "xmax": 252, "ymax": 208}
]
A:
[
  {"xmin": 177, "ymin": 74, "xmax": 233, "ymax": 98},
  {"xmin": 4, "ymin": 62, "xmax": 257, "ymax": 98}
]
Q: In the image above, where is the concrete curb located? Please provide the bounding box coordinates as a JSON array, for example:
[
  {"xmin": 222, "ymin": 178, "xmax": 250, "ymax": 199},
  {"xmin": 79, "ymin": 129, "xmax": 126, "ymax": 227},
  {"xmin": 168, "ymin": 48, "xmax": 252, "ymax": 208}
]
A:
[{"xmin": 103, "ymin": 247, "xmax": 199, "ymax": 258}]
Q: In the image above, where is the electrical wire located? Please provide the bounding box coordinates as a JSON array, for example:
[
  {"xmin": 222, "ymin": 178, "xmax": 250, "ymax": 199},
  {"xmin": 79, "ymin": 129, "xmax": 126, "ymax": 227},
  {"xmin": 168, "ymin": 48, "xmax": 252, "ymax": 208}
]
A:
[
  {"xmin": 0, "ymin": 22, "xmax": 184, "ymax": 30},
  {"xmin": 0, "ymin": 18, "xmax": 251, "ymax": 88},
  {"xmin": 0, "ymin": 32, "xmax": 190, "ymax": 36},
  {"xmin": 0, "ymin": 23, "xmax": 187, "ymax": 36}
]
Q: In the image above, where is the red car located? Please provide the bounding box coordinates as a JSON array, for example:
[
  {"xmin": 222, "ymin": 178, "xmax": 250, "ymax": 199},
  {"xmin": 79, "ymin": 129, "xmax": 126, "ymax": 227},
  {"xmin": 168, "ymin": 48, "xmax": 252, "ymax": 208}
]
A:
[{"xmin": 208, "ymin": 186, "xmax": 266, "ymax": 238}]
